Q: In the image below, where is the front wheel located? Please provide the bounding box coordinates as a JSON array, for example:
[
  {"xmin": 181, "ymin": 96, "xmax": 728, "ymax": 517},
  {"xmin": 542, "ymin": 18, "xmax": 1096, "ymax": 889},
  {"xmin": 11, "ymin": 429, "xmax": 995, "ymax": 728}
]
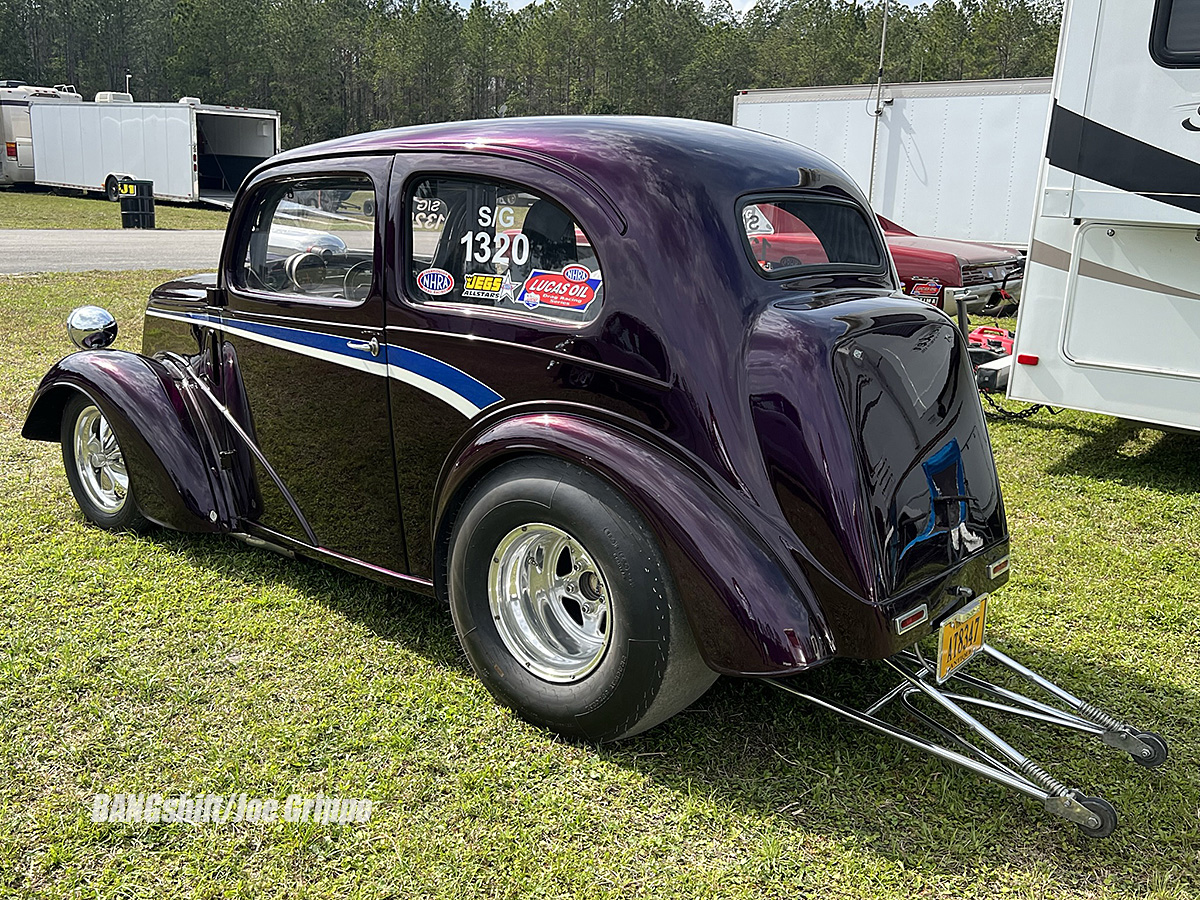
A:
[
  {"xmin": 60, "ymin": 393, "xmax": 145, "ymax": 531},
  {"xmin": 447, "ymin": 457, "xmax": 716, "ymax": 742},
  {"xmin": 104, "ymin": 176, "xmax": 119, "ymax": 202}
]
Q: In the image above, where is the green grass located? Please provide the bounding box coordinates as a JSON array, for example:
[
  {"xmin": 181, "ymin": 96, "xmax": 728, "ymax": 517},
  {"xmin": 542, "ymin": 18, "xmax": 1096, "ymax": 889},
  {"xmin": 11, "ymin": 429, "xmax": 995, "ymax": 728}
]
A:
[
  {"xmin": 0, "ymin": 190, "xmax": 228, "ymax": 230},
  {"xmin": 1, "ymin": 276, "xmax": 1197, "ymax": 898}
]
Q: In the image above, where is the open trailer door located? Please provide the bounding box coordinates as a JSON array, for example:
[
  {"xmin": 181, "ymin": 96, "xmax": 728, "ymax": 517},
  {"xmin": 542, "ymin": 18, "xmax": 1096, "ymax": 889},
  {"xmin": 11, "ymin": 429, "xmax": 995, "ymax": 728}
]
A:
[
  {"xmin": 1009, "ymin": 0, "xmax": 1200, "ymax": 431},
  {"xmin": 194, "ymin": 105, "xmax": 280, "ymax": 208}
]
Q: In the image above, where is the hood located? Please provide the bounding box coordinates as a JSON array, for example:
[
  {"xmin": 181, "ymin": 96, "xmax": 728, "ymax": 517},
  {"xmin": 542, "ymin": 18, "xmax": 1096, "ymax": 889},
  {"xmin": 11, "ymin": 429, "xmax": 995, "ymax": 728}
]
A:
[{"xmin": 886, "ymin": 235, "xmax": 1022, "ymax": 266}]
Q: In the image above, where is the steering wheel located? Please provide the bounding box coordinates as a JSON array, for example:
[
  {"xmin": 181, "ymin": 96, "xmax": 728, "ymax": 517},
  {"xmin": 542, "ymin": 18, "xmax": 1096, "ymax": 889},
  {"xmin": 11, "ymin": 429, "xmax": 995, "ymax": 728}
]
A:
[
  {"xmin": 284, "ymin": 252, "xmax": 326, "ymax": 293},
  {"xmin": 343, "ymin": 259, "xmax": 373, "ymax": 302}
]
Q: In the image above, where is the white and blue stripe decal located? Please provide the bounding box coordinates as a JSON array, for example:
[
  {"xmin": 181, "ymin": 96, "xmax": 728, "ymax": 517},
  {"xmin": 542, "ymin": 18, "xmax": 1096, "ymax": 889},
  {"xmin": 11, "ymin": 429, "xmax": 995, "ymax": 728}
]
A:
[{"xmin": 146, "ymin": 309, "xmax": 503, "ymax": 418}]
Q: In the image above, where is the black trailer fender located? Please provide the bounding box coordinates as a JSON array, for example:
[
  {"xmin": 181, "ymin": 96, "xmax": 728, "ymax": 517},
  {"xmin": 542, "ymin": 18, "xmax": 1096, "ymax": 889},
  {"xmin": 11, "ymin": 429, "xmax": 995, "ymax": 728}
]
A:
[{"xmin": 22, "ymin": 350, "xmax": 232, "ymax": 532}]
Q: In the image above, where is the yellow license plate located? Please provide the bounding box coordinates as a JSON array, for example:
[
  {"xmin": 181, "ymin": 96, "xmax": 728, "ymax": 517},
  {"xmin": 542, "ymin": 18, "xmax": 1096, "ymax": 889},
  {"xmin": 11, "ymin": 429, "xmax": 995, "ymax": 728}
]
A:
[{"xmin": 936, "ymin": 595, "xmax": 987, "ymax": 682}]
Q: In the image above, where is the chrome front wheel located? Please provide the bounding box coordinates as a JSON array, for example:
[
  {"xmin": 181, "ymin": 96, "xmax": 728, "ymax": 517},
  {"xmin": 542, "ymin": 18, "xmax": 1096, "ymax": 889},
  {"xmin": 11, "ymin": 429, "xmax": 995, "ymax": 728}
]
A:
[
  {"xmin": 72, "ymin": 404, "xmax": 129, "ymax": 514},
  {"xmin": 60, "ymin": 393, "xmax": 145, "ymax": 530},
  {"xmin": 488, "ymin": 523, "xmax": 613, "ymax": 683}
]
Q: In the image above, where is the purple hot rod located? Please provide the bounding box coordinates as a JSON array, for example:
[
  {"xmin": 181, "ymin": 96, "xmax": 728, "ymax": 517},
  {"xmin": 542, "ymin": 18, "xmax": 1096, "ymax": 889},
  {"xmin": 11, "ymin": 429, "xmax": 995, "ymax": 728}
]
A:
[{"xmin": 23, "ymin": 117, "xmax": 1164, "ymax": 836}]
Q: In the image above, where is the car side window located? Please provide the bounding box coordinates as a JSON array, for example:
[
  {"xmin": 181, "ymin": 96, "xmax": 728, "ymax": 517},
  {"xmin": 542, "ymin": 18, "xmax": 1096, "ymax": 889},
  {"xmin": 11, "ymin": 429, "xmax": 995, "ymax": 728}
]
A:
[
  {"xmin": 236, "ymin": 175, "xmax": 376, "ymax": 302},
  {"xmin": 408, "ymin": 176, "xmax": 603, "ymax": 323}
]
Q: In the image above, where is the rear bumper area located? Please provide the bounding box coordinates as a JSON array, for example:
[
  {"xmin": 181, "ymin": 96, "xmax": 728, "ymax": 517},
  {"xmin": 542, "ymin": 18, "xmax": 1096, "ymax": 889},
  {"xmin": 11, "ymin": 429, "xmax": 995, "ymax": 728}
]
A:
[{"xmin": 817, "ymin": 540, "xmax": 1011, "ymax": 660}]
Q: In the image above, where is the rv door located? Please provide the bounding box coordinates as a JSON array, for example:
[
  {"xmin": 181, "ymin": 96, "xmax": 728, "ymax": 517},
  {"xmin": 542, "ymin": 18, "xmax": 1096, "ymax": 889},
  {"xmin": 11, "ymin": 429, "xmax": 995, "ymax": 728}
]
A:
[{"xmin": 1010, "ymin": 0, "xmax": 1200, "ymax": 431}]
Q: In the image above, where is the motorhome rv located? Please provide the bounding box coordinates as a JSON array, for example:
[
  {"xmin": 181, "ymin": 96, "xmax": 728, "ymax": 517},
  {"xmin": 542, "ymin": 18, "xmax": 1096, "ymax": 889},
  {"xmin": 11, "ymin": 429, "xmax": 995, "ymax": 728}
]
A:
[
  {"xmin": 0, "ymin": 81, "xmax": 82, "ymax": 188},
  {"xmin": 1008, "ymin": 0, "xmax": 1200, "ymax": 431}
]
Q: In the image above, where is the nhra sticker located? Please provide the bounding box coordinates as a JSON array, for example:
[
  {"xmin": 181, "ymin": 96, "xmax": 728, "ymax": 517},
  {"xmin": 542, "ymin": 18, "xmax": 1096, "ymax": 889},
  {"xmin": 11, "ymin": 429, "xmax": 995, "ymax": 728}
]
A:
[
  {"xmin": 417, "ymin": 267, "xmax": 455, "ymax": 296},
  {"xmin": 517, "ymin": 268, "xmax": 602, "ymax": 311}
]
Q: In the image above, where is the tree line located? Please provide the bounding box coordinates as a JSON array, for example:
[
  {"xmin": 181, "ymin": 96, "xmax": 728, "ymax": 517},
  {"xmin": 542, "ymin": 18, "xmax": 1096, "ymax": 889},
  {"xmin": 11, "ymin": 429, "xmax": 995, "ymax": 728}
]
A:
[{"xmin": 0, "ymin": 0, "xmax": 1063, "ymax": 148}]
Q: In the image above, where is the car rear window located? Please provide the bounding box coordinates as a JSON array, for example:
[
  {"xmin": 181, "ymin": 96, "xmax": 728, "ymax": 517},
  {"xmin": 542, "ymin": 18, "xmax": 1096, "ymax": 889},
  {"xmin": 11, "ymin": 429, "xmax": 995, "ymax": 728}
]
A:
[{"xmin": 740, "ymin": 196, "xmax": 887, "ymax": 278}]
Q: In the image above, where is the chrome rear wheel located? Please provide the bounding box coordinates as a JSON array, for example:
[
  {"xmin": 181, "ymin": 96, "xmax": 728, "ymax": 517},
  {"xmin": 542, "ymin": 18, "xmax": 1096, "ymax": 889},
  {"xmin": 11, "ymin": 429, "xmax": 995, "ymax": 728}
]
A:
[{"xmin": 488, "ymin": 523, "xmax": 612, "ymax": 683}]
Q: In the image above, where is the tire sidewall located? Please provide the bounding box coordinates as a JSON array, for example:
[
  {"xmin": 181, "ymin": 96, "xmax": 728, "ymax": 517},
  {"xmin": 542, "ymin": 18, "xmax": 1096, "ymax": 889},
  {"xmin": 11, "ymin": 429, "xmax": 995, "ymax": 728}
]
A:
[{"xmin": 449, "ymin": 459, "xmax": 674, "ymax": 741}]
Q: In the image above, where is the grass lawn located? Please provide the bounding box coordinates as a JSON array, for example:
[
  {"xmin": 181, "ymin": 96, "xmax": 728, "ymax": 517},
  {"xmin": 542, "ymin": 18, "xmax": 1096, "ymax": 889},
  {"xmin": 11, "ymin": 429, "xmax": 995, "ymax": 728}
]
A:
[
  {"xmin": 1, "ymin": 274, "xmax": 1197, "ymax": 898},
  {"xmin": 0, "ymin": 190, "xmax": 228, "ymax": 230}
]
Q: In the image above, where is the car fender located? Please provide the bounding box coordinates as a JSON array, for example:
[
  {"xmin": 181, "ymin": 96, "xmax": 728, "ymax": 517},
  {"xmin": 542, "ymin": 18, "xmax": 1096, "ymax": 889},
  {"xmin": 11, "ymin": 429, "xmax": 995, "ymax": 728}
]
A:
[
  {"xmin": 433, "ymin": 411, "xmax": 836, "ymax": 676},
  {"xmin": 22, "ymin": 350, "xmax": 231, "ymax": 532}
]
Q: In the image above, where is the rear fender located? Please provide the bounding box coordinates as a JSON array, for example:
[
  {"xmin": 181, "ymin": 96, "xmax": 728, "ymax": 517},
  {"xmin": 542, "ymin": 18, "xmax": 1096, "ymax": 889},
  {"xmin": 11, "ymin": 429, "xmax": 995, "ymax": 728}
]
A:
[
  {"xmin": 22, "ymin": 350, "xmax": 231, "ymax": 532},
  {"xmin": 434, "ymin": 412, "xmax": 836, "ymax": 676}
]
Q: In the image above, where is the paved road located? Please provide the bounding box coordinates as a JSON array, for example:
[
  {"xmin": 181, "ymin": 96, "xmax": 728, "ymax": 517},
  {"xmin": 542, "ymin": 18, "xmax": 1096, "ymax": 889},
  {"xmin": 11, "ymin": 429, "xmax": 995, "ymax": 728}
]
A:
[{"xmin": 0, "ymin": 229, "xmax": 225, "ymax": 273}]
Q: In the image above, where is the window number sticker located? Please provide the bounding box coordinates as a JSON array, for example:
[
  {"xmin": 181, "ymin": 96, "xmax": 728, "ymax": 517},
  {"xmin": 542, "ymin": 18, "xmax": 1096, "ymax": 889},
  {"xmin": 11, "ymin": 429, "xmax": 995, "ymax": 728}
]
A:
[
  {"xmin": 478, "ymin": 206, "xmax": 518, "ymax": 229},
  {"xmin": 743, "ymin": 204, "xmax": 775, "ymax": 236},
  {"xmin": 459, "ymin": 230, "xmax": 530, "ymax": 266}
]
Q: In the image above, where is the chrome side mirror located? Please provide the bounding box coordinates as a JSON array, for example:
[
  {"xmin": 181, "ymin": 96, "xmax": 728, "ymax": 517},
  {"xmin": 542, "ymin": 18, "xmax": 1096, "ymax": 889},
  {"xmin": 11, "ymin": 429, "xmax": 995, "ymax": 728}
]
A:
[{"xmin": 67, "ymin": 306, "xmax": 118, "ymax": 350}]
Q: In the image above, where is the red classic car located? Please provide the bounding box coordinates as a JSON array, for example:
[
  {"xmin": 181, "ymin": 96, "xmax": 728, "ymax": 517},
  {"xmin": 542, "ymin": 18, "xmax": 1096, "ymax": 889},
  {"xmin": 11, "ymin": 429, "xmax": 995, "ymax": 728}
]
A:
[{"xmin": 746, "ymin": 206, "xmax": 1023, "ymax": 315}]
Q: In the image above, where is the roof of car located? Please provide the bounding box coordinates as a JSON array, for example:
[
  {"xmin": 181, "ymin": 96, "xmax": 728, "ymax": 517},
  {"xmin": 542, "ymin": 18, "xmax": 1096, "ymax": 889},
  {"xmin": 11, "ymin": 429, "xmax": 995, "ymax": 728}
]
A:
[{"xmin": 267, "ymin": 116, "xmax": 865, "ymax": 209}]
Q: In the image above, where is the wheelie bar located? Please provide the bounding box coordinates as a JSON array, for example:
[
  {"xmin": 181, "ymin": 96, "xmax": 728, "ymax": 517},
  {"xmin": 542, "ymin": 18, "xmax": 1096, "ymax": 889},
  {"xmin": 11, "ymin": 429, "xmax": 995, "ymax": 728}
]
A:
[{"xmin": 765, "ymin": 643, "xmax": 1168, "ymax": 837}]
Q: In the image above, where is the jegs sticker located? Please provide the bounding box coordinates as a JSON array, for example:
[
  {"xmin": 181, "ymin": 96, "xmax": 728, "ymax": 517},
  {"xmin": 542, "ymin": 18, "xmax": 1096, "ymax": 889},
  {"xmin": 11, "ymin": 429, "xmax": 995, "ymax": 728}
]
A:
[
  {"xmin": 463, "ymin": 271, "xmax": 519, "ymax": 301},
  {"xmin": 517, "ymin": 268, "xmax": 602, "ymax": 311},
  {"xmin": 417, "ymin": 268, "xmax": 455, "ymax": 295}
]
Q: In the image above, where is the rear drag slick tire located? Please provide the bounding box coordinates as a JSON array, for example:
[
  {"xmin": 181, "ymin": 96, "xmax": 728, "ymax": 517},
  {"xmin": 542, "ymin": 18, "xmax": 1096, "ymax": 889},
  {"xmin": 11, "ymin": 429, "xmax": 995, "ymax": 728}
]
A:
[{"xmin": 447, "ymin": 456, "xmax": 717, "ymax": 742}]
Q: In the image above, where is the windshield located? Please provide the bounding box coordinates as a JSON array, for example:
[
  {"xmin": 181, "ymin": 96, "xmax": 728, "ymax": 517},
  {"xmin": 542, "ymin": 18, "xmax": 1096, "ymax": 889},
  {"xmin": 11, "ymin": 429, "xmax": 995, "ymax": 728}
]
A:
[{"xmin": 741, "ymin": 196, "xmax": 887, "ymax": 278}]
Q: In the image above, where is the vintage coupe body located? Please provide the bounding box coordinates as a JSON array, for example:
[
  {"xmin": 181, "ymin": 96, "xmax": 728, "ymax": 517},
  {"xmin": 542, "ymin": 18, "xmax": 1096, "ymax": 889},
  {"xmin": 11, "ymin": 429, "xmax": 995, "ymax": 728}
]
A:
[{"xmin": 23, "ymin": 117, "xmax": 1011, "ymax": 742}]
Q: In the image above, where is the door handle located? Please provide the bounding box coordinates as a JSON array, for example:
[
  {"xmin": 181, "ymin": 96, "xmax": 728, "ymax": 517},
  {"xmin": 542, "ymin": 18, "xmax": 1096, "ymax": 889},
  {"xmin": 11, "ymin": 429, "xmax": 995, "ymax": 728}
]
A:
[{"xmin": 347, "ymin": 337, "xmax": 380, "ymax": 357}]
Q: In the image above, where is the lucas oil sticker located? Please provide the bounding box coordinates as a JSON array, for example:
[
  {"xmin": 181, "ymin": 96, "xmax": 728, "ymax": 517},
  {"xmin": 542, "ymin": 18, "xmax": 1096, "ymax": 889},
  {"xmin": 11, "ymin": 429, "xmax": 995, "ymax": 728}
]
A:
[
  {"xmin": 910, "ymin": 281, "xmax": 942, "ymax": 302},
  {"xmin": 517, "ymin": 266, "xmax": 601, "ymax": 311}
]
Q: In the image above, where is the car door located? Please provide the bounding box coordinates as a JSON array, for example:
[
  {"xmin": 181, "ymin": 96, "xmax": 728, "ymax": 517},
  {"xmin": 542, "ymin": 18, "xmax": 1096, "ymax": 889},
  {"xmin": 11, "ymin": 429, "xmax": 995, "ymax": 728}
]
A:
[
  {"xmin": 219, "ymin": 156, "xmax": 407, "ymax": 571},
  {"xmin": 384, "ymin": 154, "xmax": 625, "ymax": 579}
]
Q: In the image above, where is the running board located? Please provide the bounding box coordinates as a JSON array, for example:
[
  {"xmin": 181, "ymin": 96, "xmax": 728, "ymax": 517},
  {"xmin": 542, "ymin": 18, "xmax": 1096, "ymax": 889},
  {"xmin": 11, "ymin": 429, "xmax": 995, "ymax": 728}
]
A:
[{"xmin": 764, "ymin": 643, "xmax": 1167, "ymax": 838}]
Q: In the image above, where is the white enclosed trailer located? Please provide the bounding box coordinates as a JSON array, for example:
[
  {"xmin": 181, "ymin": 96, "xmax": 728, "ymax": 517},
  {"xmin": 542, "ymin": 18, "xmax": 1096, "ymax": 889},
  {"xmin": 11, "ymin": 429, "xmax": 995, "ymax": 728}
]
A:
[
  {"xmin": 29, "ymin": 97, "xmax": 280, "ymax": 205},
  {"xmin": 733, "ymin": 78, "xmax": 1052, "ymax": 244},
  {"xmin": 0, "ymin": 81, "xmax": 82, "ymax": 187},
  {"xmin": 1008, "ymin": 0, "xmax": 1200, "ymax": 432}
]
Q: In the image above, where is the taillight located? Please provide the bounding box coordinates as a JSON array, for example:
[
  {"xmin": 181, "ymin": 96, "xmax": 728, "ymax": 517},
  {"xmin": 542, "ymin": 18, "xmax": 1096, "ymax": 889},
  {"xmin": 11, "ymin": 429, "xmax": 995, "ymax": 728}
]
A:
[{"xmin": 4, "ymin": 143, "xmax": 16, "ymax": 159}]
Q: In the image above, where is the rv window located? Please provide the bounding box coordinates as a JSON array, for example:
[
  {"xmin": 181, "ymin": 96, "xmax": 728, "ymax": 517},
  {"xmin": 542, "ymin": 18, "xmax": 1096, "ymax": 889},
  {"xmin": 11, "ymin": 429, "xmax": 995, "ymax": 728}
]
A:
[{"xmin": 1152, "ymin": 0, "xmax": 1200, "ymax": 67}]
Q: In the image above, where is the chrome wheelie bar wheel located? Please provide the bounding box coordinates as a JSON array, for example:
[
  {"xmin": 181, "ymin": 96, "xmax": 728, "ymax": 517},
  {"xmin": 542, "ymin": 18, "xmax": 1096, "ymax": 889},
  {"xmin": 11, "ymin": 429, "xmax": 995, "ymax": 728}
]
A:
[
  {"xmin": 488, "ymin": 523, "xmax": 613, "ymax": 683},
  {"xmin": 72, "ymin": 404, "xmax": 129, "ymax": 514}
]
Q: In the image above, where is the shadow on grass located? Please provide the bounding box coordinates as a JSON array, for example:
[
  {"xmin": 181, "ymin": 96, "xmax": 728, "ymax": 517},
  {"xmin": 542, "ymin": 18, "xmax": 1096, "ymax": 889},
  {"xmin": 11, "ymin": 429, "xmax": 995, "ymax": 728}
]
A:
[
  {"xmin": 1042, "ymin": 418, "xmax": 1200, "ymax": 494},
  {"xmin": 147, "ymin": 529, "xmax": 1200, "ymax": 884}
]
